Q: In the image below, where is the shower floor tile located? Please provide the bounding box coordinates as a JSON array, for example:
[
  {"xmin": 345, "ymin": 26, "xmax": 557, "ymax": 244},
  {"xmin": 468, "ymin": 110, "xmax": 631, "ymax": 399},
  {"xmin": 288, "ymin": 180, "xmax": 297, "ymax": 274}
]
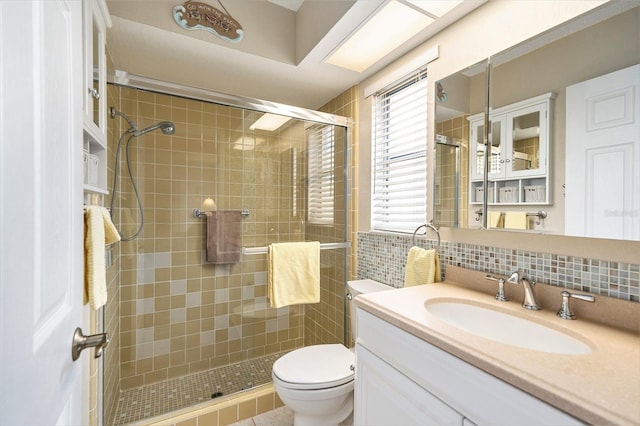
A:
[{"xmin": 113, "ymin": 352, "xmax": 284, "ymax": 425}]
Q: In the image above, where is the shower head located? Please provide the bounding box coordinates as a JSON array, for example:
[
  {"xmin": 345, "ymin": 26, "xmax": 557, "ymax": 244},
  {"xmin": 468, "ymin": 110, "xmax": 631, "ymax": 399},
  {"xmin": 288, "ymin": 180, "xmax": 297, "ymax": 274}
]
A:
[
  {"xmin": 110, "ymin": 107, "xmax": 175, "ymax": 136},
  {"xmin": 133, "ymin": 121, "xmax": 175, "ymax": 137}
]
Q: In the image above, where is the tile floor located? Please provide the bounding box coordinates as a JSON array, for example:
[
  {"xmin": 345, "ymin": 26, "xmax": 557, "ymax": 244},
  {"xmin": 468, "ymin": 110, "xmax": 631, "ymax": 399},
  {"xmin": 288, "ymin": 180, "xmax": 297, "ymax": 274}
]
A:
[
  {"xmin": 114, "ymin": 353, "xmax": 285, "ymax": 425},
  {"xmin": 228, "ymin": 407, "xmax": 294, "ymax": 426},
  {"xmin": 229, "ymin": 407, "xmax": 357, "ymax": 426}
]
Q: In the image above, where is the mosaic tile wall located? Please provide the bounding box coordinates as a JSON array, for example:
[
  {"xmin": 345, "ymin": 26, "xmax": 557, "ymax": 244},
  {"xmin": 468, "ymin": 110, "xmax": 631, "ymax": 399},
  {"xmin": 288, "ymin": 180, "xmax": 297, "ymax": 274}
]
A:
[{"xmin": 357, "ymin": 231, "xmax": 640, "ymax": 302}]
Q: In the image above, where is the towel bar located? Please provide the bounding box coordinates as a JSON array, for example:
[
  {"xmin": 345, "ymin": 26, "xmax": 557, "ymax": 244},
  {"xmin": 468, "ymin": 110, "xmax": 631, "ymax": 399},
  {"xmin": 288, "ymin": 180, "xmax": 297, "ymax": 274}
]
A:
[
  {"xmin": 242, "ymin": 241, "xmax": 351, "ymax": 255},
  {"xmin": 193, "ymin": 208, "xmax": 250, "ymax": 218},
  {"xmin": 83, "ymin": 205, "xmax": 110, "ymax": 212},
  {"xmin": 412, "ymin": 222, "xmax": 441, "ymax": 251},
  {"xmin": 475, "ymin": 210, "xmax": 547, "ymax": 223}
]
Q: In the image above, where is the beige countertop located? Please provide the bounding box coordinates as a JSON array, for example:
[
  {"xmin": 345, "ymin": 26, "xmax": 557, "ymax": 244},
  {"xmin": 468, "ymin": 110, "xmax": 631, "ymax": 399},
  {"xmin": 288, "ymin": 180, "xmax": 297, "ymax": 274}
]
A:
[{"xmin": 354, "ymin": 266, "xmax": 640, "ymax": 425}]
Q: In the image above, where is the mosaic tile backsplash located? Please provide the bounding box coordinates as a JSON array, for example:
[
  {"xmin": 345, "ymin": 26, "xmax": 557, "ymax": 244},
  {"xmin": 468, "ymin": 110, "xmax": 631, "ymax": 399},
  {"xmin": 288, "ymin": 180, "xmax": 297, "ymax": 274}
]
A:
[{"xmin": 357, "ymin": 232, "xmax": 640, "ymax": 303}]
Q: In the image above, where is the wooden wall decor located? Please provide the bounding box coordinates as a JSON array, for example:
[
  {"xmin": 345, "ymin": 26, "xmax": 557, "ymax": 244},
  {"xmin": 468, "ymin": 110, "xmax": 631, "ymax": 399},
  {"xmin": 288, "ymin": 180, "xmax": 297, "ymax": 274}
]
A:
[{"xmin": 173, "ymin": 0, "xmax": 244, "ymax": 43}]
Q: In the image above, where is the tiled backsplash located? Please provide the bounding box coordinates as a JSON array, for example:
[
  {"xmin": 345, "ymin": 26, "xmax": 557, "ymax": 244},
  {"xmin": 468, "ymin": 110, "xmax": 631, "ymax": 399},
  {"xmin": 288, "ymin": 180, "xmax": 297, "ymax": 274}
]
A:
[{"xmin": 357, "ymin": 232, "xmax": 639, "ymax": 303}]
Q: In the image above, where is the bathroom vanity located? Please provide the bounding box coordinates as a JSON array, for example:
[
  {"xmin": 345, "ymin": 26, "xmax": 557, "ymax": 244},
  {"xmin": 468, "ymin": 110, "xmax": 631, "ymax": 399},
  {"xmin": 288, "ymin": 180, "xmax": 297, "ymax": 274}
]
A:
[{"xmin": 353, "ymin": 267, "xmax": 640, "ymax": 425}]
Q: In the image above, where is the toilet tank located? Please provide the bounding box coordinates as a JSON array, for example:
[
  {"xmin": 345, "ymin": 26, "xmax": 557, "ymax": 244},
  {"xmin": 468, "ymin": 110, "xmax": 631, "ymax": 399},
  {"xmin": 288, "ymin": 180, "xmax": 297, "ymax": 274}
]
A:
[{"xmin": 347, "ymin": 279, "xmax": 393, "ymax": 345}]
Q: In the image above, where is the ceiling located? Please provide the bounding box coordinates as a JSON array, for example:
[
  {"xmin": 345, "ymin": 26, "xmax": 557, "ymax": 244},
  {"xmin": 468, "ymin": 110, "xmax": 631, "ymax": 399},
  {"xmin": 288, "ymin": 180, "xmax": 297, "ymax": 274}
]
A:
[{"xmin": 105, "ymin": 0, "xmax": 485, "ymax": 110}]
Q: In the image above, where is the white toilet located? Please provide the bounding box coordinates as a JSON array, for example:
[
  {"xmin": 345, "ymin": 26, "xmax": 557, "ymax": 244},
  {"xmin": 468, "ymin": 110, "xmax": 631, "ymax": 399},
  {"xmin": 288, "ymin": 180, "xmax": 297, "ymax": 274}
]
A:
[{"xmin": 272, "ymin": 279, "xmax": 393, "ymax": 426}]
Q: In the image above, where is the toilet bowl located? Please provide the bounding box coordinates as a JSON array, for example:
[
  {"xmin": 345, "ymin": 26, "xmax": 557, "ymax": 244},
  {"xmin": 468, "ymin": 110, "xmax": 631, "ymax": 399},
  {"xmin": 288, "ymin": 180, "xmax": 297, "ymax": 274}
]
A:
[{"xmin": 272, "ymin": 279, "xmax": 393, "ymax": 426}]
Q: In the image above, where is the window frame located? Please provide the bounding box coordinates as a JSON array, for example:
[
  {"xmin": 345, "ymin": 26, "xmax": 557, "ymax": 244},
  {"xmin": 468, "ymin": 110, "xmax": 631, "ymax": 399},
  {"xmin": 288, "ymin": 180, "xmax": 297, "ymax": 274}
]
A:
[{"xmin": 371, "ymin": 71, "xmax": 429, "ymax": 233}]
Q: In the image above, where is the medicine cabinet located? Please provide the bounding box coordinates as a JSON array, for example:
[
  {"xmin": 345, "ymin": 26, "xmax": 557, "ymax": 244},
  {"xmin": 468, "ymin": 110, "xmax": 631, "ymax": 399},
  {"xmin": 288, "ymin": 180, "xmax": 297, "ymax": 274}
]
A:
[
  {"xmin": 82, "ymin": 0, "xmax": 111, "ymax": 199},
  {"xmin": 469, "ymin": 93, "xmax": 553, "ymax": 205}
]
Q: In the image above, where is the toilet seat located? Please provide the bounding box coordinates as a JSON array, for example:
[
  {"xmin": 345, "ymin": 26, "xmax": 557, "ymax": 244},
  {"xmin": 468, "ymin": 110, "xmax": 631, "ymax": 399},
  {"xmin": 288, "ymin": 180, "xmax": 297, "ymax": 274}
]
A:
[{"xmin": 273, "ymin": 344, "xmax": 355, "ymax": 390}]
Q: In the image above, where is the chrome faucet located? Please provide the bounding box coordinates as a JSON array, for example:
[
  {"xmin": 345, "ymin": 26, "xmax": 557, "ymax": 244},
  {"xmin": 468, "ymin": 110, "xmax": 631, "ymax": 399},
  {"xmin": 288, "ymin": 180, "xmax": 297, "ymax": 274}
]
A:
[{"xmin": 507, "ymin": 271, "xmax": 541, "ymax": 310}]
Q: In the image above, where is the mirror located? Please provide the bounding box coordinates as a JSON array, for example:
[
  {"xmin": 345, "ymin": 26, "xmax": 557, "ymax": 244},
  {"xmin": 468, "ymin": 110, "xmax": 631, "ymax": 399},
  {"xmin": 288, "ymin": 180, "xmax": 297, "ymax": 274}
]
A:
[
  {"xmin": 434, "ymin": 4, "xmax": 640, "ymax": 240},
  {"xmin": 434, "ymin": 59, "xmax": 486, "ymax": 228}
]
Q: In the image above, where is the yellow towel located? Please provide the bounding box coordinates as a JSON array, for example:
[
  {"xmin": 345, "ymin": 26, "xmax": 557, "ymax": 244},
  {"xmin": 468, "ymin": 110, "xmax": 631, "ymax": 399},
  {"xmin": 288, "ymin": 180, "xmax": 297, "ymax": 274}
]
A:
[
  {"xmin": 84, "ymin": 206, "xmax": 121, "ymax": 310},
  {"xmin": 488, "ymin": 211, "xmax": 504, "ymax": 228},
  {"xmin": 268, "ymin": 241, "xmax": 320, "ymax": 308},
  {"xmin": 404, "ymin": 246, "xmax": 441, "ymax": 287},
  {"xmin": 504, "ymin": 211, "xmax": 529, "ymax": 230}
]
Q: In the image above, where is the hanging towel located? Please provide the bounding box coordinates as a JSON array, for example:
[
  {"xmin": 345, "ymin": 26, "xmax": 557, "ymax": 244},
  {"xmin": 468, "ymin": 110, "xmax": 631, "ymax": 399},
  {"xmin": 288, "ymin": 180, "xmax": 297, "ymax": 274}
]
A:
[
  {"xmin": 488, "ymin": 211, "xmax": 504, "ymax": 228},
  {"xmin": 268, "ymin": 241, "xmax": 320, "ymax": 308},
  {"xmin": 84, "ymin": 206, "xmax": 120, "ymax": 310},
  {"xmin": 504, "ymin": 211, "xmax": 529, "ymax": 230},
  {"xmin": 404, "ymin": 246, "xmax": 441, "ymax": 287},
  {"xmin": 206, "ymin": 211, "xmax": 242, "ymax": 264}
]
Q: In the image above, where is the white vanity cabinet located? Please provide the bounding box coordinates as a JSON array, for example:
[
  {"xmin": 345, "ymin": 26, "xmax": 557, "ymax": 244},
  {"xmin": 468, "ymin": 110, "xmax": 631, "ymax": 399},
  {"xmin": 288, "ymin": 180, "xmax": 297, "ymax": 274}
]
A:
[
  {"xmin": 82, "ymin": 0, "xmax": 111, "ymax": 200},
  {"xmin": 469, "ymin": 93, "xmax": 553, "ymax": 205},
  {"xmin": 354, "ymin": 309, "xmax": 583, "ymax": 426},
  {"xmin": 355, "ymin": 345, "xmax": 463, "ymax": 426}
]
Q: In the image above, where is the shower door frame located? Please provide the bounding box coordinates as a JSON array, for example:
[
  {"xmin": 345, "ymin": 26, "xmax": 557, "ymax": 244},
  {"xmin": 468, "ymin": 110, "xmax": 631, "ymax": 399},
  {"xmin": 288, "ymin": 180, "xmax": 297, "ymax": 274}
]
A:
[
  {"xmin": 106, "ymin": 70, "xmax": 353, "ymax": 422},
  {"xmin": 110, "ymin": 70, "xmax": 351, "ymax": 128},
  {"xmin": 434, "ymin": 140, "xmax": 461, "ymax": 228}
]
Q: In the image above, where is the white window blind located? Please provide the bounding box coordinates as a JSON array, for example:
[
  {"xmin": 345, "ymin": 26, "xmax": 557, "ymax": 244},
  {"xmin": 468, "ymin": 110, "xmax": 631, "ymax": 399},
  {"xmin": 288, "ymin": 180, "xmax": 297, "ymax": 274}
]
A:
[
  {"xmin": 372, "ymin": 71, "xmax": 428, "ymax": 233},
  {"xmin": 308, "ymin": 124, "xmax": 335, "ymax": 225}
]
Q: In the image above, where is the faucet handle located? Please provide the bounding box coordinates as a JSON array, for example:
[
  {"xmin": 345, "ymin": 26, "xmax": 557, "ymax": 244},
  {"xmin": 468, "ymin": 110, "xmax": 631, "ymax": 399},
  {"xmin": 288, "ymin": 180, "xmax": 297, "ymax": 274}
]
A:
[
  {"xmin": 486, "ymin": 274, "xmax": 509, "ymax": 302},
  {"xmin": 557, "ymin": 290, "xmax": 595, "ymax": 320}
]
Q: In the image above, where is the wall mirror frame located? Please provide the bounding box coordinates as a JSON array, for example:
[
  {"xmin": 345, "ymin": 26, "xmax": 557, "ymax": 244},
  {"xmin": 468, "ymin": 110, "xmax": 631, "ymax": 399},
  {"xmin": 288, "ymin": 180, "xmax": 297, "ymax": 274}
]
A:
[{"xmin": 434, "ymin": 2, "xmax": 640, "ymax": 241}]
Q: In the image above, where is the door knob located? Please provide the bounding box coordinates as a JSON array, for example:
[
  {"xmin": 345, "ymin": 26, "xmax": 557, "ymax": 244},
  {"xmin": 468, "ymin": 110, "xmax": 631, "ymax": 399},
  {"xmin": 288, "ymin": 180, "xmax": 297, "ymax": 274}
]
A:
[{"xmin": 71, "ymin": 327, "xmax": 109, "ymax": 361}]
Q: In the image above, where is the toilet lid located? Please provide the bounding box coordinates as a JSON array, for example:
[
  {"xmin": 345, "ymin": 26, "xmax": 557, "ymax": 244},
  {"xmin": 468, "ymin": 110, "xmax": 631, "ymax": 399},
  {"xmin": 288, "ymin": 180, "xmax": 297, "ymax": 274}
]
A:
[{"xmin": 273, "ymin": 344, "xmax": 355, "ymax": 390}]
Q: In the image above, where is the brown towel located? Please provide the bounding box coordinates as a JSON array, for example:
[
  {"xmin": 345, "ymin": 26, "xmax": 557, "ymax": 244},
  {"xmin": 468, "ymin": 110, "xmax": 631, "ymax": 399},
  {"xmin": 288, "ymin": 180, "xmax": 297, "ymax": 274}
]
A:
[{"xmin": 206, "ymin": 211, "xmax": 242, "ymax": 264}]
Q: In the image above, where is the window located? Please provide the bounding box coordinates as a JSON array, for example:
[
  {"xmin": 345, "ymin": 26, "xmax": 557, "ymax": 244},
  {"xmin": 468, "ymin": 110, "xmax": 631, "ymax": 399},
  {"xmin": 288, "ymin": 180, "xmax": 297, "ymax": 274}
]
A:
[
  {"xmin": 372, "ymin": 71, "xmax": 428, "ymax": 233},
  {"xmin": 308, "ymin": 124, "xmax": 335, "ymax": 225}
]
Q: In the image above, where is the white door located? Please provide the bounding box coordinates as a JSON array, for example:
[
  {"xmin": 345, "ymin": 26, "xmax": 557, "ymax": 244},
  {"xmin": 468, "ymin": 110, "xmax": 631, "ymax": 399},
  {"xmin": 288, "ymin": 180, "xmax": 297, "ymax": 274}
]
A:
[
  {"xmin": 0, "ymin": 1, "xmax": 85, "ymax": 425},
  {"xmin": 565, "ymin": 64, "xmax": 640, "ymax": 240}
]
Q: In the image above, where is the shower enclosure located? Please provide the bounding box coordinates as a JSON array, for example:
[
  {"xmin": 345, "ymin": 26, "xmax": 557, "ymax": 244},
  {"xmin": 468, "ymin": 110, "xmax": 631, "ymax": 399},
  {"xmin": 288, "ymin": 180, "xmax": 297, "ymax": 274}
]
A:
[
  {"xmin": 103, "ymin": 78, "xmax": 350, "ymax": 425},
  {"xmin": 434, "ymin": 112, "xmax": 470, "ymax": 228},
  {"xmin": 434, "ymin": 137, "xmax": 461, "ymax": 228}
]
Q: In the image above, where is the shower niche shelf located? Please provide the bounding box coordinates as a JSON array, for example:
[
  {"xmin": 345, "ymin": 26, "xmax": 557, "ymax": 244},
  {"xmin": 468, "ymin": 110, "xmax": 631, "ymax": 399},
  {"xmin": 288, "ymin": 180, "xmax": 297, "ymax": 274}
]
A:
[{"xmin": 83, "ymin": 137, "xmax": 108, "ymax": 196}]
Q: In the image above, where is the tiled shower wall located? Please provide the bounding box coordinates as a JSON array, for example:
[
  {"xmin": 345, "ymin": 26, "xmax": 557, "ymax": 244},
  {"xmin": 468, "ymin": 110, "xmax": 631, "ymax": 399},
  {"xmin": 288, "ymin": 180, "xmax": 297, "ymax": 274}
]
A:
[
  {"xmin": 101, "ymin": 84, "xmax": 355, "ymax": 425},
  {"xmin": 357, "ymin": 231, "xmax": 640, "ymax": 303},
  {"xmin": 105, "ymin": 84, "xmax": 350, "ymax": 399},
  {"xmin": 435, "ymin": 115, "xmax": 469, "ymax": 228},
  {"xmin": 104, "ymin": 82, "xmax": 122, "ymax": 426},
  {"xmin": 304, "ymin": 87, "xmax": 358, "ymax": 346}
]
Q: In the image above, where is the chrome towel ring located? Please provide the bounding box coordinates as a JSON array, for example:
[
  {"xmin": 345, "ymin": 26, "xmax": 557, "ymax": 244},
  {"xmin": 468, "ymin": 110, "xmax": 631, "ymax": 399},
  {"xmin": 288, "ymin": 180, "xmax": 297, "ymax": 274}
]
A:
[{"xmin": 412, "ymin": 222, "xmax": 440, "ymax": 251}]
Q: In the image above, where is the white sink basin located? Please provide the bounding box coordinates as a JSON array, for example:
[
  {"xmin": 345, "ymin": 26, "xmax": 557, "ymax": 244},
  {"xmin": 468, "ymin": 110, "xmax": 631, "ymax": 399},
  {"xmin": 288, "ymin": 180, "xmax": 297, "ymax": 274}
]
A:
[{"xmin": 425, "ymin": 299, "xmax": 592, "ymax": 355}]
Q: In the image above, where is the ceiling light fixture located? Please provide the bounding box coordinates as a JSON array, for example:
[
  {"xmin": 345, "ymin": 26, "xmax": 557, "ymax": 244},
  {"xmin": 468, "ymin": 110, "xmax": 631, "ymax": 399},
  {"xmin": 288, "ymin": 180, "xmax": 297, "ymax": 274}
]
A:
[
  {"xmin": 407, "ymin": 0, "xmax": 464, "ymax": 18},
  {"xmin": 250, "ymin": 113, "xmax": 291, "ymax": 131},
  {"xmin": 324, "ymin": 0, "xmax": 435, "ymax": 73}
]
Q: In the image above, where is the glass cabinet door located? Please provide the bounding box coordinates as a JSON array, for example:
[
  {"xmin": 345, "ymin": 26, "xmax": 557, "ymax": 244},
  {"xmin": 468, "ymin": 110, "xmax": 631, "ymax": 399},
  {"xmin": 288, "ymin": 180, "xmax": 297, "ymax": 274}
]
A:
[
  {"xmin": 83, "ymin": 0, "xmax": 108, "ymax": 144},
  {"xmin": 506, "ymin": 103, "xmax": 547, "ymax": 177},
  {"xmin": 487, "ymin": 117, "xmax": 504, "ymax": 177},
  {"xmin": 91, "ymin": 14, "xmax": 101, "ymax": 129},
  {"xmin": 471, "ymin": 116, "xmax": 505, "ymax": 180}
]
